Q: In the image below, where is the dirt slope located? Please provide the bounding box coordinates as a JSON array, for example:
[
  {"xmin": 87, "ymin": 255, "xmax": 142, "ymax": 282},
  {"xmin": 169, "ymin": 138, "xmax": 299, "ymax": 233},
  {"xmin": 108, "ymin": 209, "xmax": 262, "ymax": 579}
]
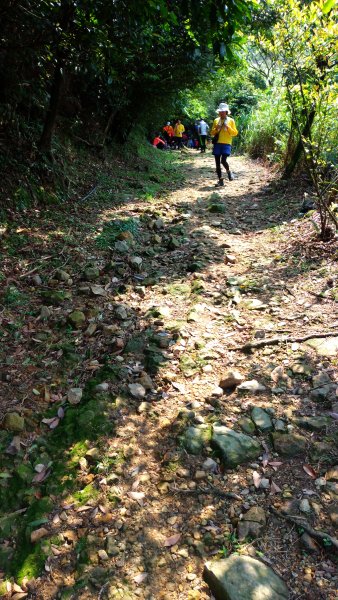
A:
[{"xmin": 0, "ymin": 152, "xmax": 337, "ymax": 599}]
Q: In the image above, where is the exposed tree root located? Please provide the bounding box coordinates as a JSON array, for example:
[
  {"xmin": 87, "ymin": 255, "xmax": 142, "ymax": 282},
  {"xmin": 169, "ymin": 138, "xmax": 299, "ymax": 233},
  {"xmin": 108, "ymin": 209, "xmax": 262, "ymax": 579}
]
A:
[
  {"xmin": 270, "ymin": 506, "xmax": 338, "ymax": 551},
  {"xmin": 234, "ymin": 331, "xmax": 338, "ymax": 352}
]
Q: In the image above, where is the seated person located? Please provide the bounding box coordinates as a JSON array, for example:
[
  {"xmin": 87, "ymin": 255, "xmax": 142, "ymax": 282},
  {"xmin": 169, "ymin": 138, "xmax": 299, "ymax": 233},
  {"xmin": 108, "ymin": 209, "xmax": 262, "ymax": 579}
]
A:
[{"xmin": 152, "ymin": 134, "xmax": 166, "ymax": 149}]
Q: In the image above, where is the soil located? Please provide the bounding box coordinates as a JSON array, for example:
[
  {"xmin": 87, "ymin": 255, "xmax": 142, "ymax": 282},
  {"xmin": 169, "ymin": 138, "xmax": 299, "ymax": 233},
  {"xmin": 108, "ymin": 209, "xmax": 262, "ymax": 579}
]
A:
[{"xmin": 0, "ymin": 151, "xmax": 337, "ymax": 600}]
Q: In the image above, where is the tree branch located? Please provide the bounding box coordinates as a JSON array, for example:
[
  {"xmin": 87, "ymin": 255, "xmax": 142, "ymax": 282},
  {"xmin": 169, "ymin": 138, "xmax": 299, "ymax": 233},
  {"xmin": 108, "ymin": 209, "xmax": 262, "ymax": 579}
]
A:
[{"xmin": 233, "ymin": 331, "xmax": 338, "ymax": 352}]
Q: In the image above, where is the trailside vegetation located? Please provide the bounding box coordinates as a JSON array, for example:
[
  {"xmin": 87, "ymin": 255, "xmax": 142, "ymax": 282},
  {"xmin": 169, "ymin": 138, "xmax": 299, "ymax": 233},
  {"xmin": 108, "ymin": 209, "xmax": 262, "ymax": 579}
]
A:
[{"xmin": 0, "ymin": 0, "xmax": 253, "ymax": 195}]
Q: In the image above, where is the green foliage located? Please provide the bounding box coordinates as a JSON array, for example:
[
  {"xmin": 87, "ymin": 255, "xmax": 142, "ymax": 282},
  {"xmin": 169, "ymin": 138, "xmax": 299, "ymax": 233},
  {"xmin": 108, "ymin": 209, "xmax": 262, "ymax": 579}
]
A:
[
  {"xmin": 0, "ymin": 0, "xmax": 256, "ymax": 162},
  {"xmin": 3, "ymin": 286, "xmax": 27, "ymax": 307},
  {"xmin": 244, "ymin": 90, "xmax": 290, "ymax": 160},
  {"xmin": 96, "ymin": 218, "xmax": 139, "ymax": 249},
  {"xmin": 177, "ymin": 67, "xmax": 261, "ymax": 141}
]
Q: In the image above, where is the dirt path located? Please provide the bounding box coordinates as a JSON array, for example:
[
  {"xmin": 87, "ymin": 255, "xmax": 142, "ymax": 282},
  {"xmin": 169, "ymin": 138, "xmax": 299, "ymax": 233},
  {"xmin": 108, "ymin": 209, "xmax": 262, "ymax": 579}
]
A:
[{"xmin": 0, "ymin": 153, "xmax": 337, "ymax": 599}]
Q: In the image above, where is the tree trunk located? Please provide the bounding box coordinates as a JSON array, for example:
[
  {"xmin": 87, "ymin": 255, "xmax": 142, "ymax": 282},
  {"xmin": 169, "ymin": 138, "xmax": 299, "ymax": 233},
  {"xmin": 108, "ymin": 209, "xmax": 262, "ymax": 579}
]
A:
[
  {"xmin": 38, "ymin": 61, "xmax": 64, "ymax": 154},
  {"xmin": 38, "ymin": 0, "xmax": 73, "ymax": 155},
  {"xmin": 282, "ymin": 108, "xmax": 316, "ymax": 179}
]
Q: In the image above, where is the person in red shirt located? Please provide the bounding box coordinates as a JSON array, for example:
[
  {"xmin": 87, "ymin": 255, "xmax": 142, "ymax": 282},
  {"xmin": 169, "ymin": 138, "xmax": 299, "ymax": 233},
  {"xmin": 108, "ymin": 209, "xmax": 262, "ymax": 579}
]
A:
[{"xmin": 152, "ymin": 134, "xmax": 166, "ymax": 149}]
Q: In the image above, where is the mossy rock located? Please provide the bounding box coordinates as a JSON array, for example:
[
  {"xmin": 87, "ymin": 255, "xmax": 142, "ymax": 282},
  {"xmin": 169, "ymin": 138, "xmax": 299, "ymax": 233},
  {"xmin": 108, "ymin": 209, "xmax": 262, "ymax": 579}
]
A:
[
  {"xmin": 309, "ymin": 441, "xmax": 335, "ymax": 463},
  {"xmin": 73, "ymin": 483, "xmax": 99, "ymax": 506},
  {"xmin": 238, "ymin": 417, "xmax": 256, "ymax": 435},
  {"xmin": 191, "ymin": 279, "xmax": 205, "ymax": 293},
  {"xmin": 83, "ymin": 266, "xmax": 100, "ymax": 281},
  {"xmin": 144, "ymin": 346, "xmax": 167, "ymax": 374},
  {"xmin": 165, "ymin": 283, "xmax": 191, "ymax": 297},
  {"xmin": 124, "ymin": 333, "xmax": 148, "ymax": 354},
  {"xmin": 180, "ymin": 425, "xmax": 212, "ymax": 455},
  {"xmin": 208, "ymin": 203, "xmax": 226, "ymax": 214},
  {"xmin": 271, "ymin": 432, "xmax": 307, "ymax": 457},
  {"xmin": 68, "ymin": 310, "xmax": 86, "ymax": 328},
  {"xmin": 3, "ymin": 412, "xmax": 25, "ymax": 432},
  {"xmin": 16, "ymin": 463, "xmax": 34, "ymax": 483},
  {"xmin": 208, "ymin": 192, "xmax": 222, "ymax": 201},
  {"xmin": 187, "ymin": 261, "xmax": 205, "ymax": 273},
  {"xmin": 180, "ymin": 354, "xmax": 198, "ymax": 376},
  {"xmin": 40, "ymin": 290, "xmax": 72, "ymax": 305}
]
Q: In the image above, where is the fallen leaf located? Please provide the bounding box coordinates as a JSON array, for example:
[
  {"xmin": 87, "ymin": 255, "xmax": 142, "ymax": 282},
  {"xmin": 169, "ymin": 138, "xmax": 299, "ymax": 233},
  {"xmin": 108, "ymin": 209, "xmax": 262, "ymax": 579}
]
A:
[
  {"xmin": 57, "ymin": 407, "xmax": 65, "ymax": 418},
  {"xmin": 262, "ymin": 452, "xmax": 269, "ymax": 468},
  {"xmin": 31, "ymin": 527, "xmax": 49, "ymax": 543},
  {"xmin": 32, "ymin": 466, "xmax": 51, "ymax": 483},
  {"xmin": 252, "ymin": 471, "xmax": 262, "ymax": 489},
  {"xmin": 303, "ymin": 464, "xmax": 317, "ymax": 479},
  {"xmin": 41, "ymin": 416, "xmax": 59, "ymax": 428},
  {"xmin": 130, "ymin": 466, "xmax": 140, "ymax": 477},
  {"xmin": 90, "ymin": 284, "xmax": 106, "ymax": 296},
  {"xmin": 133, "ymin": 573, "xmax": 148, "ymax": 584},
  {"xmin": 270, "ymin": 480, "xmax": 282, "ymax": 494},
  {"xmin": 172, "ymin": 382, "xmax": 185, "ymax": 393},
  {"xmin": 268, "ymin": 461, "xmax": 283, "ymax": 471},
  {"xmin": 127, "ymin": 491, "xmax": 145, "ymax": 505},
  {"xmin": 131, "ymin": 479, "xmax": 140, "ymax": 491},
  {"xmin": 41, "ymin": 417, "xmax": 56, "ymax": 426},
  {"xmin": 328, "ymin": 412, "xmax": 338, "ymax": 420},
  {"xmin": 164, "ymin": 533, "xmax": 181, "ymax": 547}
]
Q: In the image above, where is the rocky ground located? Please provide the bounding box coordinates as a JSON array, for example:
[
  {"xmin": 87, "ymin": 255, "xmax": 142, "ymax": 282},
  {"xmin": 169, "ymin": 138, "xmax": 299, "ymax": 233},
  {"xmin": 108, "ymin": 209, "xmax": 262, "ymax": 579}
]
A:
[{"xmin": 0, "ymin": 151, "xmax": 337, "ymax": 599}]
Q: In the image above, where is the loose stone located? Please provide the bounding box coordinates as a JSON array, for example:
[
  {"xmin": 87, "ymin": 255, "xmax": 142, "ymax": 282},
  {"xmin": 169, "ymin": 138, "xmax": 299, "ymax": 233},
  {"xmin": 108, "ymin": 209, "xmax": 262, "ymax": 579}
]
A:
[
  {"xmin": 237, "ymin": 380, "xmax": 266, "ymax": 393},
  {"xmin": 203, "ymin": 555, "xmax": 289, "ymax": 600},
  {"xmin": 212, "ymin": 426, "xmax": 261, "ymax": 468},
  {"xmin": 67, "ymin": 388, "xmax": 83, "ymax": 405},
  {"xmin": 271, "ymin": 432, "xmax": 307, "ymax": 457},
  {"xmin": 251, "ymin": 407, "xmax": 273, "ymax": 432},
  {"xmin": 219, "ymin": 370, "xmax": 244, "ymax": 389},
  {"xmin": 128, "ymin": 383, "xmax": 146, "ymax": 399},
  {"xmin": 3, "ymin": 412, "xmax": 25, "ymax": 432}
]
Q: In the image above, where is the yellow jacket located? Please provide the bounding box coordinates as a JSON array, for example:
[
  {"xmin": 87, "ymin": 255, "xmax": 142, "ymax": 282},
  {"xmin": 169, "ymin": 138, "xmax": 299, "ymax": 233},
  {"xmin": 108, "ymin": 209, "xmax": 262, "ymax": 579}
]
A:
[
  {"xmin": 174, "ymin": 123, "xmax": 185, "ymax": 137},
  {"xmin": 211, "ymin": 117, "xmax": 238, "ymax": 144}
]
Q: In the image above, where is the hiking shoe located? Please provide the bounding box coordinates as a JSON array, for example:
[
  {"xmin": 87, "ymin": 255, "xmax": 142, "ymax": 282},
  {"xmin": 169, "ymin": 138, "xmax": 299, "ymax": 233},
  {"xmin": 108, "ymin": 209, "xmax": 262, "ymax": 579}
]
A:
[
  {"xmin": 227, "ymin": 171, "xmax": 234, "ymax": 181},
  {"xmin": 215, "ymin": 178, "xmax": 224, "ymax": 187}
]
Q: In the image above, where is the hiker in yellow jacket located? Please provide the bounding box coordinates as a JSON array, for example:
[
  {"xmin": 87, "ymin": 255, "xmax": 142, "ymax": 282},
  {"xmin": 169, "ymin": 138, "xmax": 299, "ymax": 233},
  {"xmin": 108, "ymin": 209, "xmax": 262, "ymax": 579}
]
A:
[
  {"xmin": 173, "ymin": 119, "xmax": 185, "ymax": 149},
  {"xmin": 211, "ymin": 103, "xmax": 238, "ymax": 186}
]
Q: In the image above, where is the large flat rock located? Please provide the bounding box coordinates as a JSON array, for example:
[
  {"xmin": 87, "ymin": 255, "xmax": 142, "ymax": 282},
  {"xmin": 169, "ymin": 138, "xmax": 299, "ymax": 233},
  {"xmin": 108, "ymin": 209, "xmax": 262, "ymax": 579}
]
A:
[
  {"xmin": 212, "ymin": 425, "xmax": 261, "ymax": 467},
  {"xmin": 272, "ymin": 432, "xmax": 306, "ymax": 457},
  {"xmin": 304, "ymin": 337, "xmax": 338, "ymax": 357},
  {"xmin": 203, "ymin": 555, "xmax": 289, "ymax": 600}
]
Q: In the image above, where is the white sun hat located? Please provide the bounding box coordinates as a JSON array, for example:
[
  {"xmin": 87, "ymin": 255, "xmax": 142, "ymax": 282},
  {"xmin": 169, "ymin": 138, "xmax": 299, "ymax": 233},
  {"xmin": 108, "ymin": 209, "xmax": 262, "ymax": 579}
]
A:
[{"xmin": 216, "ymin": 102, "xmax": 231, "ymax": 114}]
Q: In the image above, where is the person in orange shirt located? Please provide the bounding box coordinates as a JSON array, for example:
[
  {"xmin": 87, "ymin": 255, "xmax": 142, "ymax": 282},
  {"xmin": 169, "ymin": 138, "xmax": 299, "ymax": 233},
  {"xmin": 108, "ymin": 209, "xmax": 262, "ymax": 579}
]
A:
[
  {"xmin": 210, "ymin": 103, "xmax": 238, "ymax": 186},
  {"xmin": 163, "ymin": 122, "xmax": 174, "ymax": 146}
]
